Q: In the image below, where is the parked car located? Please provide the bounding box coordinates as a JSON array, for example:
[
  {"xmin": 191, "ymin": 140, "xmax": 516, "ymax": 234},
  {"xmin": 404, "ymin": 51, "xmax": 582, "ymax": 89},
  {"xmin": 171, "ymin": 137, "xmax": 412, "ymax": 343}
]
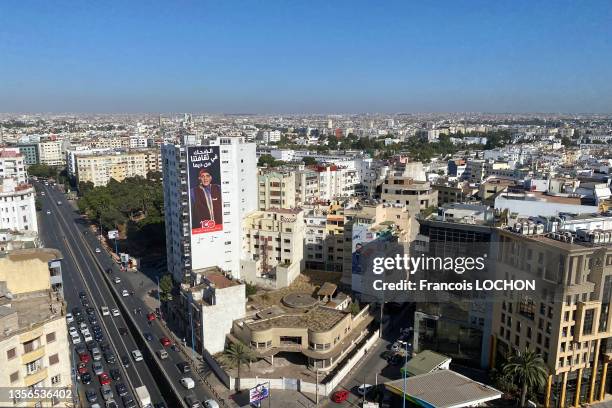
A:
[
  {"xmin": 110, "ymin": 369, "xmax": 122, "ymax": 381},
  {"xmin": 203, "ymin": 400, "xmax": 220, "ymax": 408},
  {"xmin": 147, "ymin": 312, "xmax": 156, "ymax": 321},
  {"xmin": 115, "ymin": 383, "xmax": 128, "ymax": 397},
  {"xmin": 177, "ymin": 361, "xmax": 191, "ymax": 374},
  {"xmin": 86, "ymin": 390, "xmax": 97, "ymax": 403},
  {"xmin": 98, "ymin": 373, "xmax": 111, "ymax": 386},
  {"xmin": 180, "ymin": 377, "xmax": 195, "ymax": 389},
  {"xmin": 331, "ymin": 390, "xmax": 348, "ymax": 403},
  {"xmin": 93, "ymin": 361, "xmax": 104, "ymax": 375},
  {"xmin": 66, "ymin": 313, "xmax": 74, "ymax": 323},
  {"xmin": 81, "ymin": 372, "xmax": 92, "ymax": 385},
  {"xmin": 357, "ymin": 384, "xmax": 374, "ymax": 396}
]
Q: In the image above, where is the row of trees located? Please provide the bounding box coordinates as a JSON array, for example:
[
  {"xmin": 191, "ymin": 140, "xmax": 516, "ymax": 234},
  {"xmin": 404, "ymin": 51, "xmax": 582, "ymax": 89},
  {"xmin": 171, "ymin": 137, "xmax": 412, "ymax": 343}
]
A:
[{"xmin": 76, "ymin": 173, "xmax": 165, "ymax": 253}]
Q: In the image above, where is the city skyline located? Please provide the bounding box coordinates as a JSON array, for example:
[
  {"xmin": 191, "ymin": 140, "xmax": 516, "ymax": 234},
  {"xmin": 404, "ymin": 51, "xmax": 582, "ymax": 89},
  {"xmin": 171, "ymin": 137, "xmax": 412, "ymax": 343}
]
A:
[{"xmin": 1, "ymin": 0, "xmax": 612, "ymax": 113}]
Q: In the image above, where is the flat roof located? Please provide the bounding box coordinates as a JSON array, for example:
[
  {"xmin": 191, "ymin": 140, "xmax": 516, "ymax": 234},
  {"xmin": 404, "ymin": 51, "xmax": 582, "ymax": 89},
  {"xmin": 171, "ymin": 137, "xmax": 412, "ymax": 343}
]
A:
[
  {"xmin": 385, "ymin": 370, "xmax": 502, "ymax": 408},
  {"xmin": 246, "ymin": 305, "xmax": 347, "ymax": 333},
  {"xmin": 402, "ymin": 350, "xmax": 451, "ymax": 376}
]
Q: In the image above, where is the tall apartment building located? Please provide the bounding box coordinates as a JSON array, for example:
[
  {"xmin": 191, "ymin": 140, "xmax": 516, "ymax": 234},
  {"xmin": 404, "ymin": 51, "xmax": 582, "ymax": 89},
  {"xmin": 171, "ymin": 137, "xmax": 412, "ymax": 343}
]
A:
[
  {"xmin": 240, "ymin": 208, "xmax": 305, "ymax": 289},
  {"xmin": 262, "ymin": 130, "xmax": 281, "ymax": 143},
  {"xmin": 257, "ymin": 169, "xmax": 297, "ymax": 210},
  {"xmin": 0, "ymin": 249, "xmax": 71, "ymax": 406},
  {"xmin": 75, "ymin": 148, "xmax": 161, "ymax": 187},
  {"xmin": 0, "ymin": 149, "xmax": 37, "ymax": 233},
  {"xmin": 381, "ymin": 175, "xmax": 438, "ymax": 213},
  {"xmin": 162, "ymin": 136, "xmax": 257, "ymax": 283},
  {"xmin": 37, "ymin": 140, "xmax": 64, "ymax": 166},
  {"xmin": 491, "ymin": 214, "xmax": 612, "ymax": 407},
  {"xmin": 16, "ymin": 144, "xmax": 39, "ymax": 165}
]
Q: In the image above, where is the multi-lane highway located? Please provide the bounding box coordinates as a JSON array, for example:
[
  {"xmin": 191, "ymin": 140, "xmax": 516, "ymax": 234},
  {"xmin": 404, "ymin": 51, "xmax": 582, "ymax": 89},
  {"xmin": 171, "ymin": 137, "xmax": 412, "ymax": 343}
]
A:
[{"xmin": 38, "ymin": 182, "xmax": 218, "ymax": 408}]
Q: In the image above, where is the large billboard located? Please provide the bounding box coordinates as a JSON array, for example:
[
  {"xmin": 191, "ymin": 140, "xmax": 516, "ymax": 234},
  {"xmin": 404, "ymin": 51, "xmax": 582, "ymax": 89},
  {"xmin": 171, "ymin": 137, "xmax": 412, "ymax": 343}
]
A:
[{"xmin": 187, "ymin": 146, "xmax": 223, "ymax": 234}]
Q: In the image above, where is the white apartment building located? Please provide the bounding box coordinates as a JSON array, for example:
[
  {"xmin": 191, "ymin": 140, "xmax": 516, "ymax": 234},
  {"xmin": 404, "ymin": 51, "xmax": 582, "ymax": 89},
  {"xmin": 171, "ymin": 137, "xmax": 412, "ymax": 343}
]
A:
[
  {"xmin": 130, "ymin": 135, "xmax": 149, "ymax": 149},
  {"xmin": 162, "ymin": 136, "xmax": 258, "ymax": 283},
  {"xmin": 257, "ymin": 169, "xmax": 297, "ymax": 210},
  {"xmin": 262, "ymin": 130, "xmax": 281, "ymax": 143},
  {"xmin": 0, "ymin": 149, "xmax": 36, "ymax": 233},
  {"xmin": 37, "ymin": 140, "xmax": 64, "ymax": 166}
]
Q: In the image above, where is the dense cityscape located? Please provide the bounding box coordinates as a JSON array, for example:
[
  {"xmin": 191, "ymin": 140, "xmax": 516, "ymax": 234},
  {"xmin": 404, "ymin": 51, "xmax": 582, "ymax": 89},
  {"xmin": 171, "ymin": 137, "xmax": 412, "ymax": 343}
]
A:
[{"xmin": 0, "ymin": 111, "xmax": 611, "ymax": 408}]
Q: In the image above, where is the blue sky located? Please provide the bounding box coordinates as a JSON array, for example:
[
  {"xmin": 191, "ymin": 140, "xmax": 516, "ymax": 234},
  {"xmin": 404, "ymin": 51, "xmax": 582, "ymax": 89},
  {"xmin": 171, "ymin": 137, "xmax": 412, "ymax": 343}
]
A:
[{"xmin": 1, "ymin": 0, "xmax": 611, "ymax": 113}]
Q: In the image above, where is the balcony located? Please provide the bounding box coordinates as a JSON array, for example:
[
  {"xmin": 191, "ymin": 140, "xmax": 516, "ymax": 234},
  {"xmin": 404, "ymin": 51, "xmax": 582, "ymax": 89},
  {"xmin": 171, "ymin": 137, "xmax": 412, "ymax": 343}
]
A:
[
  {"xmin": 24, "ymin": 367, "xmax": 48, "ymax": 387},
  {"xmin": 19, "ymin": 327, "xmax": 43, "ymax": 344},
  {"xmin": 21, "ymin": 346, "xmax": 45, "ymax": 364}
]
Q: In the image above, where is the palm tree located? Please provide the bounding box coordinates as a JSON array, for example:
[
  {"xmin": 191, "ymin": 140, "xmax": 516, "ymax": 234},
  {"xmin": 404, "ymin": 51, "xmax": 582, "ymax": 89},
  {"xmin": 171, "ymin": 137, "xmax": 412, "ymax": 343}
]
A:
[
  {"xmin": 502, "ymin": 348, "xmax": 548, "ymax": 407},
  {"xmin": 222, "ymin": 342, "xmax": 255, "ymax": 390}
]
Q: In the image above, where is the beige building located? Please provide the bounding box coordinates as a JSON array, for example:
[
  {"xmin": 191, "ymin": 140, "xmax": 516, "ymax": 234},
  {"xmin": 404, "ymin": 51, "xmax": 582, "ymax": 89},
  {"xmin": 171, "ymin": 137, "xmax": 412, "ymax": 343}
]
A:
[
  {"xmin": 257, "ymin": 169, "xmax": 297, "ymax": 210},
  {"xmin": 492, "ymin": 222, "xmax": 612, "ymax": 407},
  {"xmin": 75, "ymin": 148, "xmax": 161, "ymax": 187},
  {"xmin": 37, "ymin": 141, "xmax": 64, "ymax": 166},
  {"xmin": 381, "ymin": 176, "xmax": 438, "ymax": 213},
  {"xmin": 241, "ymin": 208, "xmax": 305, "ymax": 289},
  {"xmin": 232, "ymin": 286, "xmax": 372, "ymax": 372},
  {"xmin": 0, "ymin": 249, "xmax": 72, "ymax": 407}
]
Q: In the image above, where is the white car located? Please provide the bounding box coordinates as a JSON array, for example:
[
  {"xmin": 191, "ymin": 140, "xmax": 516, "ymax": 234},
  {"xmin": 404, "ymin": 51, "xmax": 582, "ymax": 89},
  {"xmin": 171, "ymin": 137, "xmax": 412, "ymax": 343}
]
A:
[
  {"xmin": 46, "ymin": 210, "xmax": 51, "ymax": 215},
  {"xmin": 111, "ymin": 308, "xmax": 120, "ymax": 317},
  {"xmin": 101, "ymin": 306, "xmax": 110, "ymax": 316},
  {"xmin": 121, "ymin": 289, "xmax": 129, "ymax": 297},
  {"xmin": 357, "ymin": 384, "xmax": 374, "ymax": 396},
  {"xmin": 131, "ymin": 349, "xmax": 143, "ymax": 362},
  {"xmin": 83, "ymin": 332, "xmax": 93, "ymax": 343},
  {"xmin": 68, "ymin": 326, "xmax": 79, "ymax": 337},
  {"xmin": 180, "ymin": 377, "xmax": 195, "ymax": 389},
  {"xmin": 66, "ymin": 313, "xmax": 74, "ymax": 323},
  {"xmin": 95, "ymin": 248, "xmax": 101, "ymax": 253},
  {"xmin": 71, "ymin": 334, "xmax": 81, "ymax": 345},
  {"xmin": 114, "ymin": 276, "xmax": 121, "ymax": 284},
  {"xmin": 79, "ymin": 322, "xmax": 88, "ymax": 332}
]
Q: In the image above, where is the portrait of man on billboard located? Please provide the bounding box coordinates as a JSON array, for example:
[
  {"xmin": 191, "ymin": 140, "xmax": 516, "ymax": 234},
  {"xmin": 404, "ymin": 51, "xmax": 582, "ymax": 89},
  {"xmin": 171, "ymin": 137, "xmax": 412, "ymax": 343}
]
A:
[
  {"xmin": 186, "ymin": 145, "xmax": 224, "ymax": 234},
  {"xmin": 190, "ymin": 167, "xmax": 223, "ymax": 232}
]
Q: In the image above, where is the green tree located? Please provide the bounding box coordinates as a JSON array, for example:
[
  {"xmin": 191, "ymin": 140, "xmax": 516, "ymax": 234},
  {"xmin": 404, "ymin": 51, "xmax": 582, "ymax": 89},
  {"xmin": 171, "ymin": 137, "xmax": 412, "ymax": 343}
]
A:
[
  {"xmin": 502, "ymin": 348, "xmax": 548, "ymax": 407},
  {"xmin": 258, "ymin": 154, "xmax": 282, "ymax": 167},
  {"xmin": 28, "ymin": 164, "xmax": 57, "ymax": 179},
  {"xmin": 158, "ymin": 274, "xmax": 173, "ymax": 301},
  {"xmin": 245, "ymin": 283, "xmax": 257, "ymax": 297},
  {"xmin": 349, "ymin": 300, "xmax": 360, "ymax": 315},
  {"xmin": 302, "ymin": 157, "xmax": 318, "ymax": 166},
  {"xmin": 327, "ymin": 135, "xmax": 339, "ymax": 150},
  {"xmin": 222, "ymin": 342, "xmax": 255, "ymax": 388}
]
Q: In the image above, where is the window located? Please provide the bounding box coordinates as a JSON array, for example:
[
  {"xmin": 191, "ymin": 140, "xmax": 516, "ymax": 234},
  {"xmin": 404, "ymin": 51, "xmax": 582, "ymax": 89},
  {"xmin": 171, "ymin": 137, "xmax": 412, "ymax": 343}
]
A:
[
  {"xmin": 46, "ymin": 332, "xmax": 56, "ymax": 343},
  {"xmin": 583, "ymin": 309, "xmax": 595, "ymax": 335},
  {"xmin": 49, "ymin": 353, "xmax": 59, "ymax": 365},
  {"xmin": 51, "ymin": 375, "xmax": 61, "ymax": 385},
  {"xmin": 9, "ymin": 371, "xmax": 18, "ymax": 383},
  {"xmin": 6, "ymin": 347, "xmax": 16, "ymax": 360}
]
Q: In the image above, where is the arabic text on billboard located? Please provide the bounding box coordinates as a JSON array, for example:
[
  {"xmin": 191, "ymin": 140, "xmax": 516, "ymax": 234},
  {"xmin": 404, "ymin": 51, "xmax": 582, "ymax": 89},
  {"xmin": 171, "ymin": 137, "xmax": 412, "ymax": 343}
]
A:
[{"xmin": 187, "ymin": 146, "xmax": 224, "ymax": 234}]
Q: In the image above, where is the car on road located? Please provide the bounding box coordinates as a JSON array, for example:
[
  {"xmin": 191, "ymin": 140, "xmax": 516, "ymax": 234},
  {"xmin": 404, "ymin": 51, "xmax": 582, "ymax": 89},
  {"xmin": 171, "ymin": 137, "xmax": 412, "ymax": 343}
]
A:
[
  {"xmin": 144, "ymin": 332, "xmax": 153, "ymax": 341},
  {"xmin": 157, "ymin": 349, "xmax": 168, "ymax": 360},
  {"xmin": 180, "ymin": 377, "xmax": 195, "ymax": 389},
  {"xmin": 46, "ymin": 210, "xmax": 51, "ymax": 215},
  {"xmin": 122, "ymin": 289, "xmax": 129, "ymax": 297},
  {"xmin": 131, "ymin": 349, "xmax": 143, "ymax": 362},
  {"xmin": 203, "ymin": 400, "xmax": 220, "ymax": 408},
  {"xmin": 89, "ymin": 315, "xmax": 99, "ymax": 326},
  {"xmin": 357, "ymin": 384, "xmax": 374, "ymax": 396},
  {"xmin": 184, "ymin": 395, "xmax": 201, "ymax": 408},
  {"xmin": 101, "ymin": 306, "xmax": 110, "ymax": 316},
  {"xmin": 86, "ymin": 390, "xmax": 97, "ymax": 403},
  {"xmin": 109, "ymin": 369, "xmax": 121, "ymax": 381},
  {"xmin": 81, "ymin": 371, "xmax": 92, "ymax": 384},
  {"xmin": 111, "ymin": 308, "xmax": 120, "ymax": 317},
  {"xmin": 66, "ymin": 313, "xmax": 74, "ymax": 323},
  {"xmin": 104, "ymin": 352, "xmax": 116, "ymax": 365},
  {"xmin": 147, "ymin": 312, "xmax": 156, "ymax": 321},
  {"xmin": 101, "ymin": 384, "xmax": 113, "ymax": 400},
  {"xmin": 91, "ymin": 347, "xmax": 102, "ymax": 361},
  {"xmin": 94, "ymin": 332, "xmax": 104, "ymax": 342},
  {"xmin": 120, "ymin": 354, "xmax": 130, "ymax": 368},
  {"xmin": 121, "ymin": 394, "xmax": 136, "ymax": 408},
  {"xmin": 81, "ymin": 298, "xmax": 90, "ymax": 307},
  {"xmin": 331, "ymin": 389, "xmax": 348, "ymax": 403},
  {"xmin": 93, "ymin": 361, "xmax": 104, "ymax": 375},
  {"xmin": 79, "ymin": 322, "xmax": 88, "ymax": 332},
  {"xmin": 160, "ymin": 337, "xmax": 172, "ymax": 347},
  {"xmin": 105, "ymin": 400, "xmax": 118, "ymax": 408},
  {"xmin": 79, "ymin": 291, "xmax": 87, "ymax": 299},
  {"xmin": 79, "ymin": 352, "xmax": 91, "ymax": 363},
  {"xmin": 95, "ymin": 247, "xmax": 101, "ymax": 253},
  {"xmin": 115, "ymin": 383, "xmax": 128, "ymax": 397},
  {"xmin": 113, "ymin": 276, "xmax": 121, "ymax": 284},
  {"xmin": 391, "ymin": 340, "xmax": 408, "ymax": 352},
  {"xmin": 98, "ymin": 372, "xmax": 111, "ymax": 386},
  {"xmin": 77, "ymin": 362, "xmax": 88, "ymax": 375},
  {"xmin": 119, "ymin": 327, "xmax": 128, "ymax": 336},
  {"xmin": 72, "ymin": 307, "xmax": 82, "ymax": 317},
  {"xmin": 177, "ymin": 361, "xmax": 191, "ymax": 374},
  {"xmin": 68, "ymin": 326, "xmax": 78, "ymax": 337},
  {"xmin": 86, "ymin": 307, "xmax": 95, "ymax": 316},
  {"xmin": 83, "ymin": 332, "xmax": 93, "ymax": 343}
]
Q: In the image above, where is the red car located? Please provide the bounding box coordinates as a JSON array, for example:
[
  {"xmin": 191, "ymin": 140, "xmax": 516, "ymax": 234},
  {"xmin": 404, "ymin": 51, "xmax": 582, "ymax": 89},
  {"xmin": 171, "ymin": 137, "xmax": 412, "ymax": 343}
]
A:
[
  {"xmin": 160, "ymin": 337, "xmax": 172, "ymax": 347},
  {"xmin": 332, "ymin": 390, "xmax": 349, "ymax": 403},
  {"xmin": 77, "ymin": 362, "xmax": 88, "ymax": 375},
  {"xmin": 98, "ymin": 372, "xmax": 111, "ymax": 385},
  {"xmin": 147, "ymin": 313, "xmax": 156, "ymax": 321},
  {"xmin": 79, "ymin": 352, "xmax": 91, "ymax": 363}
]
